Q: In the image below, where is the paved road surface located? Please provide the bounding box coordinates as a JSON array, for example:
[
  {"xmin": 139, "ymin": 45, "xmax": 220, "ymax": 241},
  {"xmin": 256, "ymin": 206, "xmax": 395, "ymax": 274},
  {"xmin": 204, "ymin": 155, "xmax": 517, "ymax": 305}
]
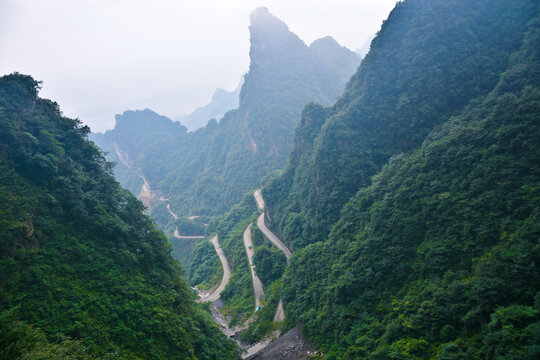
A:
[
  {"xmin": 173, "ymin": 227, "xmax": 205, "ymax": 239},
  {"xmin": 273, "ymin": 300, "xmax": 285, "ymax": 322},
  {"xmin": 253, "ymin": 190, "xmax": 288, "ymax": 328},
  {"xmin": 253, "ymin": 190, "xmax": 291, "ymax": 262},
  {"xmin": 256, "ymin": 213, "xmax": 291, "ymax": 263},
  {"xmin": 167, "ymin": 204, "xmax": 178, "ymax": 220},
  {"xmin": 243, "ymin": 224, "xmax": 264, "ymax": 309},
  {"xmin": 168, "ymin": 204, "xmax": 205, "ymax": 239},
  {"xmin": 254, "ymin": 189, "xmax": 265, "ymax": 210},
  {"xmin": 198, "ymin": 235, "xmax": 232, "ymax": 303}
]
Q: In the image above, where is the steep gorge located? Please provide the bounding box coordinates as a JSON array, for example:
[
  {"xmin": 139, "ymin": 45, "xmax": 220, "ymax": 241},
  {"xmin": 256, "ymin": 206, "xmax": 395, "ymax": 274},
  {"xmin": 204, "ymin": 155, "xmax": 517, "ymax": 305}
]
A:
[{"xmin": 92, "ymin": 8, "xmax": 361, "ymax": 223}]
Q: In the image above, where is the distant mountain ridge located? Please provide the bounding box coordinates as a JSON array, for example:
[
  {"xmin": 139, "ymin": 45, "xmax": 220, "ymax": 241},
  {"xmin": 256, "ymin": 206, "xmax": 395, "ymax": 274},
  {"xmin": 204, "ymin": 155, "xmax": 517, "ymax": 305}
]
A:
[
  {"xmin": 92, "ymin": 7, "xmax": 360, "ymax": 221},
  {"xmin": 176, "ymin": 79, "xmax": 242, "ymax": 132}
]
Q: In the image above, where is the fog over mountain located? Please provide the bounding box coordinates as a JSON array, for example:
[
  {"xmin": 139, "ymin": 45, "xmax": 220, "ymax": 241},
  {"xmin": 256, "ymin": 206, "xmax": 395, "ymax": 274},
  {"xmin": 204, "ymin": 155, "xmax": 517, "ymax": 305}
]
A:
[
  {"xmin": 176, "ymin": 79, "xmax": 243, "ymax": 132},
  {"xmin": 92, "ymin": 7, "xmax": 361, "ymax": 219},
  {"xmin": 0, "ymin": 0, "xmax": 395, "ymax": 132},
  {"xmin": 3, "ymin": 1, "xmax": 538, "ymax": 359}
]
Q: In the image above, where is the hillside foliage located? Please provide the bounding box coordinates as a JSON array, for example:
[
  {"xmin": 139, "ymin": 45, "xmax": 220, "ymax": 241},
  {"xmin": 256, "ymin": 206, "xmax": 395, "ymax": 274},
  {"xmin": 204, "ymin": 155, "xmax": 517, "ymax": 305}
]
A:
[
  {"xmin": 0, "ymin": 74, "xmax": 240, "ymax": 360},
  {"xmin": 263, "ymin": 0, "xmax": 538, "ymax": 250},
  {"xmin": 258, "ymin": 0, "xmax": 540, "ymax": 358}
]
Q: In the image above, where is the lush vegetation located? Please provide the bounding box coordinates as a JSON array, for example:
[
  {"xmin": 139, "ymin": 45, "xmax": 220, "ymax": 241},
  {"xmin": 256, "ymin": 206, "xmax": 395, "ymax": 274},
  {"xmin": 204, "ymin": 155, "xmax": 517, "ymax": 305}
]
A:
[
  {"xmin": 190, "ymin": 193, "xmax": 259, "ymax": 324},
  {"xmin": 13, "ymin": 1, "xmax": 537, "ymax": 359},
  {"xmin": 263, "ymin": 0, "xmax": 538, "ymax": 250},
  {"xmin": 0, "ymin": 307, "xmax": 100, "ymax": 360},
  {"xmin": 175, "ymin": 217, "xmax": 207, "ymax": 237},
  {"xmin": 170, "ymin": 236, "xmax": 205, "ymax": 276},
  {"xmin": 189, "ymin": 193, "xmax": 286, "ymax": 341},
  {"xmin": 240, "ymin": 280, "xmax": 283, "ymax": 344},
  {"xmin": 253, "ymin": 242, "xmax": 287, "ymax": 286},
  {"xmin": 0, "ymin": 74, "xmax": 240, "ymax": 359},
  {"xmin": 257, "ymin": 0, "xmax": 540, "ymax": 358}
]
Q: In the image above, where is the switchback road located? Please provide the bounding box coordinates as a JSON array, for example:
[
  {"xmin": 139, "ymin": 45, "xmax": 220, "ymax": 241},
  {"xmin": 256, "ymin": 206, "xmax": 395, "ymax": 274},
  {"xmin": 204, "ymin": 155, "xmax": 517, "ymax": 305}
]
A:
[
  {"xmin": 198, "ymin": 235, "xmax": 232, "ymax": 303},
  {"xmin": 173, "ymin": 227, "xmax": 205, "ymax": 239},
  {"xmin": 254, "ymin": 190, "xmax": 291, "ymax": 262},
  {"xmin": 254, "ymin": 189, "xmax": 265, "ymax": 210},
  {"xmin": 243, "ymin": 224, "xmax": 264, "ymax": 309}
]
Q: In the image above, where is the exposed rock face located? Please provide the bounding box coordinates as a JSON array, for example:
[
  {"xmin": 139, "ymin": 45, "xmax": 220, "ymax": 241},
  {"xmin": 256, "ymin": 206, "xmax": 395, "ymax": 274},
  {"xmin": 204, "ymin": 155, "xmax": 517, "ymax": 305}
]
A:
[{"xmin": 246, "ymin": 325, "xmax": 316, "ymax": 360}]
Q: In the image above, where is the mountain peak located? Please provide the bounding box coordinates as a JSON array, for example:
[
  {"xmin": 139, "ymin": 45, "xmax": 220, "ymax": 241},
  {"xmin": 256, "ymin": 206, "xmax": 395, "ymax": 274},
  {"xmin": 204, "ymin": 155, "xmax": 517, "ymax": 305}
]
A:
[
  {"xmin": 248, "ymin": 7, "xmax": 306, "ymax": 68},
  {"xmin": 113, "ymin": 108, "xmax": 182, "ymax": 135},
  {"xmin": 310, "ymin": 36, "xmax": 340, "ymax": 49},
  {"xmin": 249, "ymin": 7, "xmax": 289, "ymax": 33}
]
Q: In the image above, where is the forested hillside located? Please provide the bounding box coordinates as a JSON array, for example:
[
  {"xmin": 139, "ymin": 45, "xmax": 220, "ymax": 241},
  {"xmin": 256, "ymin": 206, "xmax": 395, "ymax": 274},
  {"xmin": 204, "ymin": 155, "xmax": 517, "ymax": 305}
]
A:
[
  {"xmin": 263, "ymin": 0, "xmax": 538, "ymax": 249},
  {"xmin": 92, "ymin": 8, "xmax": 360, "ymax": 220},
  {"xmin": 259, "ymin": 0, "xmax": 540, "ymax": 358},
  {"xmin": 9, "ymin": 1, "xmax": 538, "ymax": 359},
  {"xmin": 0, "ymin": 74, "xmax": 239, "ymax": 359}
]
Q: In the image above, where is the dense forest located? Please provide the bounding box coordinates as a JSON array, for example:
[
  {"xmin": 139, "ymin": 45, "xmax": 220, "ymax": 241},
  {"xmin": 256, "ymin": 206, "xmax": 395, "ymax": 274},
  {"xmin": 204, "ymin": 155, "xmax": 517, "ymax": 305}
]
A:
[
  {"xmin": 259, "ymin": 0, "xmax": 540, "ymax": 358},
  {"xmin": 0, "ymin": 74, "xmax": 240, "ymax": 359},
  {"xmin": 264, "ymin": 0, "xmax": 539, "ymax": 250}
]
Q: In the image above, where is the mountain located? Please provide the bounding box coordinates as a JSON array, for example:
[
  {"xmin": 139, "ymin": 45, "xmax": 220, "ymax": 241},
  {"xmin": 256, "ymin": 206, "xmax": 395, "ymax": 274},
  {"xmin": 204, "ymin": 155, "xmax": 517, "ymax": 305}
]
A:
[
  {"xmin": 176, "ymin": 80, "xmax": 242, "ymax": 132},
  {"xmin": 91, "ymin": 108, "xmax": 188, "ymax": 196},
  {"xmin": 263, "ymin": 0, "xmax": 538, "ymax": 249},
  {"xmin": 0, "ymin": 74, "xmax": 239, "ymax": 359},
  {"xmin": 92, "ymin": 8, "xmax": 361, "ymax": 222},
  {"xmin": 259, "ymin": 0, "xmax": 540, "ymax": 358}
]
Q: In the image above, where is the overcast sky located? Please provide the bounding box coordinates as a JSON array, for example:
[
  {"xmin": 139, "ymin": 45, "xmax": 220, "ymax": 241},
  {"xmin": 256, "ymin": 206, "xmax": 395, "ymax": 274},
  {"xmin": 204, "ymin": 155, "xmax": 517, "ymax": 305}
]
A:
[{"xmin": 1, "ymin": 0, "xmax": 396, "ymax": 132}]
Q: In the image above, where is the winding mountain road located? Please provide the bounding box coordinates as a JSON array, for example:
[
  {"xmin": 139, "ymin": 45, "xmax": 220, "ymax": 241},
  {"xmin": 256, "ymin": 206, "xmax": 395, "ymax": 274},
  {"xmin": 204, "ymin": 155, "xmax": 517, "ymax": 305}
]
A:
[
  {"xmin": 253, "ymin": 191, "xmax": 288, "ymax": 329},
  {"xmin": 173, "ymin": 227, "xmax": 205, "ymax": 240},
  {"xmin": 168, "ymin": 204, "xmax": 205, "ymax": 239},
  {"xmin": 254, "ymin": 190, "xmax": 291, "ymax": 262},
  {"xmin": 256, "ymin": 213, "xmax": 291, "ymax": 263},
  {"xmin": 243, "ymin": 224, "xmax": 264, "ymax": 309},
  {"xmin": 166, "ymin": 204, "xmax": 228, "ymax": 301},
  {"xmin": 198, "ymin": 235, "xmax": 232, "ymax": 303},
  {"xmin": 254, "ymin": 189, "xmax": 265, "ymax": 210},
  {"xmin": 167, "ymin": 204, "xmax": 178, "ymax": 220}
]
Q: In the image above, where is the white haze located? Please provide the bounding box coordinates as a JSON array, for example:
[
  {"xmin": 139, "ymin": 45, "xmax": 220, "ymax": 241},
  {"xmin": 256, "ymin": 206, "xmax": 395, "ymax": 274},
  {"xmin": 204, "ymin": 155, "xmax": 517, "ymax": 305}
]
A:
[{"xmin": 0, "ymin": 0, "xmax": 396, "ymax": 132}]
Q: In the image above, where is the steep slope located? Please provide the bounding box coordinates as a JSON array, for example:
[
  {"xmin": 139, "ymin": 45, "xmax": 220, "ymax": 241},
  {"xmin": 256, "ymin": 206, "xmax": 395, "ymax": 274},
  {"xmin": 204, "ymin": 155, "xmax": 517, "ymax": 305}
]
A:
[
  {"xmin": 0, "ymin": 74, "xmax": 239, "ymax": 359},
  {"xmin": 189, "ymin": 190, "xmax": 288, "ymax": 345},
  {"xmin": 190, "ymin": 193, "xmax": 259, "ymax": 320},
  {"xmin": 262, "ymin": 0, "xmax": 540, "ymax": 358},
  {"xmin": 176, "ymin": 81, "xmax": 242, "ymax": 132},
  {"xmin": 90, "ymin": 109, "xmax": 191, "ymax": 196},
  {"xmin": 92, "ymin": 7, "xmax": 360, "ymax": 220},
  {"xmin": 263, "ymin": 0, "xmax": 538, "ymax": 249}
]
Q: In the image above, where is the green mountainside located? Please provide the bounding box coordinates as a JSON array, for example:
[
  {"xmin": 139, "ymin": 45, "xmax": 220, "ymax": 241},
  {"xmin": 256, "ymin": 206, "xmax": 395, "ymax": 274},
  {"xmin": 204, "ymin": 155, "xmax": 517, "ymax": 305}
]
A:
[
  {"xmin": 4, "ymin": 1, "xmax": 538, "ymax": 359},
  {"xmin": 263, "ymin": 0, "xmax": 538, "ymax": 249},
  {"xmin": 92, "ymin": 7, "xmax": 360, "ymax": 221},
  {"xmin": 258, "ymin": 0, "xmax": 540, "ymax": 358},
  {"xmin": 0, "ymin": 74, "xmax": 239, "ymax": 359}
]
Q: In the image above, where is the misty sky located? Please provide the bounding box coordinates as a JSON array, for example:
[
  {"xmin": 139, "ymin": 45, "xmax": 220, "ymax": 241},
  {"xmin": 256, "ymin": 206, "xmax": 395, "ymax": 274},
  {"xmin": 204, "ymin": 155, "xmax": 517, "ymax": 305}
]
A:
[{"xmin": 1, "ymin": 0, "xmax": 396, "ymax": 132}]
